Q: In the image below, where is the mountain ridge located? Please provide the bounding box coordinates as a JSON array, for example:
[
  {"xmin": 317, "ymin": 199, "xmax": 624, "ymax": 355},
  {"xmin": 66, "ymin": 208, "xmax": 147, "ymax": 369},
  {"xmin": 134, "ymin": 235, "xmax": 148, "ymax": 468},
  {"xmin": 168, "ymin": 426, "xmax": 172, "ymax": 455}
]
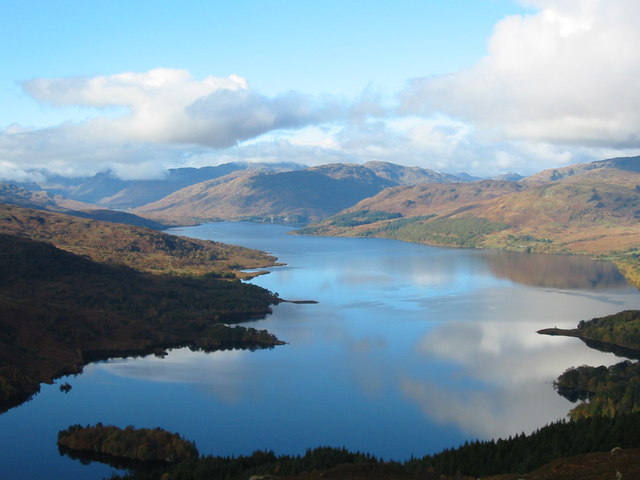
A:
[{"xmin": 133, "ymin": 161, "xmax": 464, "ymax": 223}]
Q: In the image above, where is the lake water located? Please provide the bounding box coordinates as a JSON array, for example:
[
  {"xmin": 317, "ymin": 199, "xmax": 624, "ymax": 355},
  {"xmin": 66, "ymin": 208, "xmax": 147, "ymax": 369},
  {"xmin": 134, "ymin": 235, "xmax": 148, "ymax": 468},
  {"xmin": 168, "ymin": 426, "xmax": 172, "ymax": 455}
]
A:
[{"xmin": 2, "ymin": 222, "xmax": 640, "ymax": 479}]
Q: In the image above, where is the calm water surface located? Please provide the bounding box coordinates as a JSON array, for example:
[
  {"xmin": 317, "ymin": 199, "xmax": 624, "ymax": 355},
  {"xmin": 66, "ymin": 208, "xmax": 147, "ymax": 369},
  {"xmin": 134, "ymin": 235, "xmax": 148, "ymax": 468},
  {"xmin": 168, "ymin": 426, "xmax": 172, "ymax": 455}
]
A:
[{"xmin": 2, "ymin": 222, "xmax": 640, "ymax": 479}]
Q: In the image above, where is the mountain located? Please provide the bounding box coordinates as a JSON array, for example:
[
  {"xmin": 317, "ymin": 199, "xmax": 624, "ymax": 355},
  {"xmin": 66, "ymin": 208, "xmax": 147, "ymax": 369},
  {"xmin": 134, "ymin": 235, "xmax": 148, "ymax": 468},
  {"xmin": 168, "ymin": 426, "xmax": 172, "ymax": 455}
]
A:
[
  {"xmin": 0, "ymin": 182, "xmax": 95, "ymax": 211},
  {"xmin": 492, "ymin": 172, "xmax": 524, "ymax": 182},
  {"xmin": 135, "ymin": 162, "xmax": 459, "ymax": 223},
  {"xmin": 15, "ymin": 162, "xmax": 306, "ymax": 208},
  {"xmin": 522, "ymin": 155, "xmax": 640, "ymax": 183},
  {"xmin": 359, "ymin": 161, "xmax": 460, "ymax": 185},
  {"xmin": 295, "ymin": 157, "xmax": 640, "ymax": 283}
]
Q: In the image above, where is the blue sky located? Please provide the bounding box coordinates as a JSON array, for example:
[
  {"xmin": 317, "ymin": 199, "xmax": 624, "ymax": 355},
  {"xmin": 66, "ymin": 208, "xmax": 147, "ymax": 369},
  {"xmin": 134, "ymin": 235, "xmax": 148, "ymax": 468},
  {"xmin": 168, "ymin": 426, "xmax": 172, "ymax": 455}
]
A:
[{"xmin": 2, "ymin": 0, "xmax": 640, "ymax": 180}]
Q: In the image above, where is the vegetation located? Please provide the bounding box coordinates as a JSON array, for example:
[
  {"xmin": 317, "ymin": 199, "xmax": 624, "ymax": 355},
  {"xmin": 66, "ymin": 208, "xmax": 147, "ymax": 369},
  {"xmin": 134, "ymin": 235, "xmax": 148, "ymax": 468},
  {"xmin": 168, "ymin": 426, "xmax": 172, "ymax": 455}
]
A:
[
  {"xmin": 406, "ymin": 413, "xmax": 640, "ymax": 477},
  {"xmin": 0, "ymin": 233, "xmax": 282, "ymax": 412},
  {"xmin": 576, "ymin": 310, "xmax": 640, "ymax": 350},
  {"xmin": 607, "ymin": 250, "xmax": 640, "ymax": 288},
  {"xmin": 96, "ymin": 414, "xmax": 640, "ymax": 479},
  {"xmin": 327, "ymin": 210, "xmax": 402, "ymax": 227},
  {"xmin": 542, "ymin": 310, "xmax": 640, "ymax": 420},
  {"xmin": 296, "ymin": 210, "xmax": 404, "ymax": 235},
  {"xmin": 545, "ymin": 311, "xmax": 640, "ymax": 420},
  {"xmin": 555, "ymin": 362, "xmax": 640, "ymax": 419},
  {"xmin": 368, "ymin": 216, "xmax": 509, "ymax": 247},
  {"xmin": 58, "ymin": 424, "xmax": 198, "ymax": 463}
]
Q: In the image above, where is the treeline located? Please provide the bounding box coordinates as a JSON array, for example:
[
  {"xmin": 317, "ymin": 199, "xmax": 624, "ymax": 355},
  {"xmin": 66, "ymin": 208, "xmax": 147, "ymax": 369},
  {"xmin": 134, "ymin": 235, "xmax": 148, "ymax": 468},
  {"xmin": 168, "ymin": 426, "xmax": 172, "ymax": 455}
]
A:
[
  {"xmin": 296, "ymin": 210, "xmax": 405, "ymax": 235},
  {"xmin": 555, "ymin": 361, "xmax": 640, "ymax": 419},
  {"xmin": 108, "ymin": 446, "xmax": 382, "ymax": 480},
  {"xmin": 407, "ymin": 413, "xmax": 640, "ymax": 477},
  {"xmin": 58, "ymin": 424, "xmax": 198, "ymax": 463},
  {"xmin": 326, "ymin": 210, "xmax": 402, "ymax": 227},
  {"xmin": 368, "ymin": 216, "xmax": 509, "ymax": 247},
  {"xmin": 104, "ymin": 414, "xmax": 640, "ymax": 480},
  {"xmin": 576, "ymin": 309, "xmax": 640, "ymax": 350}
]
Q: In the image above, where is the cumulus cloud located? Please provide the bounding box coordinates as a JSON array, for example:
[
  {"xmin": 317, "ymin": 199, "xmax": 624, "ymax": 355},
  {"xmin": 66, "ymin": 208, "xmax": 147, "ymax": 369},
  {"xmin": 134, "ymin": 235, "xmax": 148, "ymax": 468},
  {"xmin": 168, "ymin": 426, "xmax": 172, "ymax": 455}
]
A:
[
  {"xmin": 22, "ymin": 68, "xmax": 341, "ymax": 148},
  {"xmin": 402, "ymin": 0, "xmax": 640, "ymax": 148}
]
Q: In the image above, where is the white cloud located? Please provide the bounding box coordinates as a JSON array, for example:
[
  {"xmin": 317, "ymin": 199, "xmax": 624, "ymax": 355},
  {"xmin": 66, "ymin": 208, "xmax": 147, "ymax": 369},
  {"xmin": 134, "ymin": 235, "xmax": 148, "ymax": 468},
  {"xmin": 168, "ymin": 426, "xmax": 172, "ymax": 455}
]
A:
[
  {"xmin": 0, "ymin": 69, "xmax": 349, "ymax": 180},
  {"xmin": 22, "ymin": 68, "xmax": 341, "ymax": 148},
  {"xmin": 402, "ymin": 0, "xmax": 640, "ymax": 148}
]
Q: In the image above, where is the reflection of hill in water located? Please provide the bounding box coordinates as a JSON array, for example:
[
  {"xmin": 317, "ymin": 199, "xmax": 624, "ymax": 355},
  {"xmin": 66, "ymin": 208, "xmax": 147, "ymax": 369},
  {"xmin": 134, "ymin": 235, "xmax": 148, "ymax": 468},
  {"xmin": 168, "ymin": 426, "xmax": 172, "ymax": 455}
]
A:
[{"xmin": 486, "ymin": 251, "xmax": 627, "ymax": 289}]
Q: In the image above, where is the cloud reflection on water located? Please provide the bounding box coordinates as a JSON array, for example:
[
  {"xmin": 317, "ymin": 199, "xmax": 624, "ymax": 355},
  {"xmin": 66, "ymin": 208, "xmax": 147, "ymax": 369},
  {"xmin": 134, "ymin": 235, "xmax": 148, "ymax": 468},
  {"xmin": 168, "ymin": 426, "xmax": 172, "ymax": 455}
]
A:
[{"xmin": 403, "ymin": 317, "xmax": 623, "ymax": 439}]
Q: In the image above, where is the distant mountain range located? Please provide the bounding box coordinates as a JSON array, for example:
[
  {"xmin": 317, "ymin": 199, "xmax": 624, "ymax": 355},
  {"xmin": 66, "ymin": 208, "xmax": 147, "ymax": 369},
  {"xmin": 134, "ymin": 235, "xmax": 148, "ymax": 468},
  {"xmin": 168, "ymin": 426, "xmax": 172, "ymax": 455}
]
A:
[
  {"xmin": 4, "ymin": 158, "xmax": 640, "ymax": 270},
  {"xmin": 0, "ymin": 183, "xmax": 169, "ymax": 229},
  {"xmin": 3, "ymin": 160, "xmax": 471, "ymax": 224},
  {"xmin": 14, "ymin": 162, "xmax": 305, "ymax": 208}
]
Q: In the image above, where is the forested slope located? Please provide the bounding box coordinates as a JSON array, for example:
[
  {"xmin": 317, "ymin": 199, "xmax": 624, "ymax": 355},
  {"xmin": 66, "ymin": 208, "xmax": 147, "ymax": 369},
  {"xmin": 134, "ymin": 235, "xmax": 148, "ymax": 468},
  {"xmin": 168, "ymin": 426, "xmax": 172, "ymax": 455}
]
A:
[{"xmin": 0, "ymin": 234, "xmax": 281, "ymax": 412}]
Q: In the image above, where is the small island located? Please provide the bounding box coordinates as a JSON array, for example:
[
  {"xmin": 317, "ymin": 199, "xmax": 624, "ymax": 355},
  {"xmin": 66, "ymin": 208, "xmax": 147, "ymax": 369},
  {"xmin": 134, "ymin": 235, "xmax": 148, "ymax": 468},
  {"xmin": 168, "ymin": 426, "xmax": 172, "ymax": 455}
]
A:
[{"xmin": 58, "ymin": 424, "xmax": 199, "ymax": 464}]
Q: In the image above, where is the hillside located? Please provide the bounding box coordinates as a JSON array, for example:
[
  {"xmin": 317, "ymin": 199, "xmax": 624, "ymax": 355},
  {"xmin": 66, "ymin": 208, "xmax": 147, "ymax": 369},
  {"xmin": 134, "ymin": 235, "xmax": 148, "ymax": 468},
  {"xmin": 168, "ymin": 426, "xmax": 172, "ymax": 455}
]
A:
[
  {"xmin": 0, "ymin": 233, "xmax": 282, "ymax": 412},
  {"xmin": 135, "ymin": 162, "xmax": 460, "ymax": 223},
  {"xmin": 0, "ymin": 203, "xmax": 276, "ymax": 278},
  {"xmin": 295, "ymin": 158, "xmax": 640, "ymax": 284}
]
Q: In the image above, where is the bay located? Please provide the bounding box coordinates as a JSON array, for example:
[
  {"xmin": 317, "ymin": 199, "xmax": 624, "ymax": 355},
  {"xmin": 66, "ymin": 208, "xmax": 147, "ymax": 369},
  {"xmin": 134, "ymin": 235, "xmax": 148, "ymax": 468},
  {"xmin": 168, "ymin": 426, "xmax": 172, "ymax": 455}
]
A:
[{"xmin": 2, "ymin": 222, "xmax": 640, "ymax": 479}]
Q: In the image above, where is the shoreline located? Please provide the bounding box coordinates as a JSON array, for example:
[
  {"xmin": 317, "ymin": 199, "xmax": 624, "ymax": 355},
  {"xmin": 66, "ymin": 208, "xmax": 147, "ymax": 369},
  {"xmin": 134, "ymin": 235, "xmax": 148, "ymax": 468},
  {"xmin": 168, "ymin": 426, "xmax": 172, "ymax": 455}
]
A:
[{"xmin": 537, "ymin": 327, "xmax": 640, "ymax": 360}]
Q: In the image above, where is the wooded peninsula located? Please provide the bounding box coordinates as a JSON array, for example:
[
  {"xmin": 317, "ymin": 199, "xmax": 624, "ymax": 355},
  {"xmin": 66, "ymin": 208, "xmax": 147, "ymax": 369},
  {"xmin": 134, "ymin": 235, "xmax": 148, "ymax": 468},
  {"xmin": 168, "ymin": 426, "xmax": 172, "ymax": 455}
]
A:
[{"xmin": 0, "ymin": 219, "xmax": 286, "ymax": 412}]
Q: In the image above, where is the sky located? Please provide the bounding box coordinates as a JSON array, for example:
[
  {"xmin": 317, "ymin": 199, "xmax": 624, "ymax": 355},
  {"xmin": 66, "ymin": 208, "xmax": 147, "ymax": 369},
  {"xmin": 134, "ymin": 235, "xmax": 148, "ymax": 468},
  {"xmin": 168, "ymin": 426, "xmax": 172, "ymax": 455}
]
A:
[{"xmin": 2, "ymin": 0, "xmax": 640, "ymax": 181}]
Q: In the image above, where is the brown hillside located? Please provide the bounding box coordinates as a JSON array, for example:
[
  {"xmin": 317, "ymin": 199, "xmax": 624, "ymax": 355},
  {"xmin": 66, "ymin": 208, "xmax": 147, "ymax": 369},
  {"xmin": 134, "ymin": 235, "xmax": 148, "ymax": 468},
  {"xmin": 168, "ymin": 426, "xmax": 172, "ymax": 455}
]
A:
[
  {"xmin": 136, "ymin": 167, "xmax": 393, "ymax": 223},
  {"xmin": 466, "ymin": 169, "xmax": 640, "ymax": 252},
  {"xmin": 134, "ymin": 162, "xmax": 463, "ymax": 224},
  {"xmin": 0, "ymin": 203, "xmax": 276, "ymax": 277},
  {"xmin": 344, "ymin": 180, "xmax": 524, "ymax": 217},
  {"xmin": 522, "ymin": 155, "xmax": 640, "ymax": 184}
]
